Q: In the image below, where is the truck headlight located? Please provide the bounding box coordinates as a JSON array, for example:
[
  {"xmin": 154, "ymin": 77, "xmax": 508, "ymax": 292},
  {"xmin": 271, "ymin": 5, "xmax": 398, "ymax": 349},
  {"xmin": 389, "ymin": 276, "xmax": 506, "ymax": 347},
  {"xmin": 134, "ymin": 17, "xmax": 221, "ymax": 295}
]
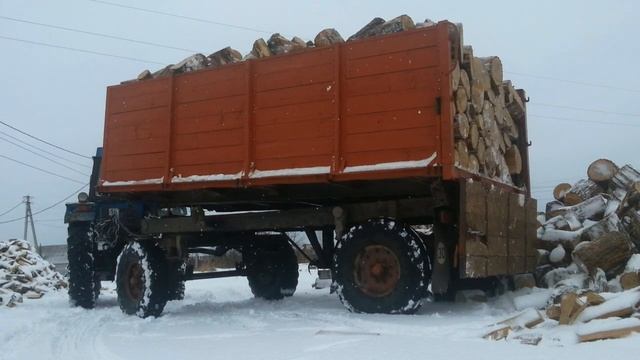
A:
[{"xmin": 78, "ymin": 192, "xmax": 89, "ymax": 203}]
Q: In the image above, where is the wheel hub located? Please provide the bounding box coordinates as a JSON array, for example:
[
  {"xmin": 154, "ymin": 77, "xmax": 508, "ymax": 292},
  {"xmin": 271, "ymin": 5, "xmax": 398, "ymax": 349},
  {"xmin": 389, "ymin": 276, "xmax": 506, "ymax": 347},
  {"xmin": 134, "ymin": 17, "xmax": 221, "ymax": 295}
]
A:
[
  {"xmin": 354, "ymin": 245, "xmax": 401, "ymax": 297},
  {"xmin": 125, "ymin": 262, "xmax": 144, "ymax": 301}
]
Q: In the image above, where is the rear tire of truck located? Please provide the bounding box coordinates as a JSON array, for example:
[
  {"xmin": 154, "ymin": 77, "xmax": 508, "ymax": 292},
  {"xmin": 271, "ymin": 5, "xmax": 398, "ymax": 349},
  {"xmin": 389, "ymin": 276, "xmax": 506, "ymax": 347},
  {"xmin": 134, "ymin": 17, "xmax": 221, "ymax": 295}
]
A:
[
  {"xmin": 332, "ymin": 219, "xmax": 428, "ymax": 314},
  {"xmin": 244, "ymin": 234, "xmax": 299, "ymax": 300},
  {"xmin": 167, "ymin": 260, "xmax": 186, "ymax": 301},
  {"xmin": 116, "ymin": 242, "xmax": 169, "ymax": 318},
  {"xmin": 67, "ymin": 222, "xmax": 99, "ymax": 309}
]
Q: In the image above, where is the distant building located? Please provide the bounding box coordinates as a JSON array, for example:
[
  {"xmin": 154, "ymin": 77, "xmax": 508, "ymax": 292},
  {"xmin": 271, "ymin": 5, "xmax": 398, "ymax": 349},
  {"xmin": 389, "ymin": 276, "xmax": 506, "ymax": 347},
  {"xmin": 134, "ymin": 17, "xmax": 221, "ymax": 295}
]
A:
[{"xmin": 40, "ymin": 245, "xmax": 68, "ymax": 275}]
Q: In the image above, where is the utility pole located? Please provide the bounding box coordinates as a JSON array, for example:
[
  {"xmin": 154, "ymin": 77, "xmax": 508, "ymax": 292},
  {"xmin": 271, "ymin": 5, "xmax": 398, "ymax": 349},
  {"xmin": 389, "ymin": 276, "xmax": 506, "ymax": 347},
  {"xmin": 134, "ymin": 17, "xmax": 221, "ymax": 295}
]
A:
[{"xmin": 23, "ymin": 195, "xmax": 39, "ymax": 254}]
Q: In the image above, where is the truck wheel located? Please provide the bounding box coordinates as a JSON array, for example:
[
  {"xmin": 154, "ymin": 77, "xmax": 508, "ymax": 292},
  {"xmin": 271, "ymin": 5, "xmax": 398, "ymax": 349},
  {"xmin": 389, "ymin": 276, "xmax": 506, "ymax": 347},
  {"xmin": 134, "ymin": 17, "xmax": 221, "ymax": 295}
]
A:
[
  {"xmin": 116, "ymin": 242, "xmax": 169, "ymax": 318},
  {"xmin": 244, "ymin": 234, "xmax": 299, "ymax": 300},
  {"xmin": 332, "ymin": 219, "xmax": 428, "ymax": 314},
  {"xmin": 67, "ymin": 222, "xmax": 99, "ymax": 309},
  {"xmin": 168, "ymin": 261, "xmax": 186, "ymax": 301}
]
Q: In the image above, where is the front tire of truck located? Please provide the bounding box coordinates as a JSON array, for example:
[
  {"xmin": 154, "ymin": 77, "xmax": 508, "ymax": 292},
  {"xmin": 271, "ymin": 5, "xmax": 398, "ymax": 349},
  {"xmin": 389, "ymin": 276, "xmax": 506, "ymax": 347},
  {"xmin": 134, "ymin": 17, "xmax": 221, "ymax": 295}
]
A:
[
  {"xmin": 67, "ymin": 222, "xmax": 99, "ymax": 309},
  {"xmin": 116, "ymin": 241, "xmax": 169, "ymax": 318},
  {"xmin": 244, "ymin": 234, "xmax": 299, "ymax": 300},
  {"xmin": 332, "ymin": 219, "xmax": 428, "ymax": 314}
]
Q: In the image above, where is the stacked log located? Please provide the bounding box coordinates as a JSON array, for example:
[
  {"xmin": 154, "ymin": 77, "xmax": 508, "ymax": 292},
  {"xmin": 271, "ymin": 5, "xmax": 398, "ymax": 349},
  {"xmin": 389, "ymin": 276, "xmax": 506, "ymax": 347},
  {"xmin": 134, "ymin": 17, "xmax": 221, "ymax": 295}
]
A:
[
  {"xmin": 450, "ymin": 44, "xmax": 526, "ymax": 186},
  {"xmin": 0, "ymin": 239, "xmax": 67, "ymax": 307}
]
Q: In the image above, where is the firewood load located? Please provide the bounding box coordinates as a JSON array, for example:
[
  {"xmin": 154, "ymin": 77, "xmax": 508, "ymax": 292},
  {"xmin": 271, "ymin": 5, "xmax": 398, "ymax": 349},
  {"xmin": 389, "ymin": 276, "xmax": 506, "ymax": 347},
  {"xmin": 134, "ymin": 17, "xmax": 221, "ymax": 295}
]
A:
[
  {"xmin": 451, "ymin": 37, "xmax": 526, "ymax": 186},
  {"xmin": 0, "ymin": 239, "xmax": 67, "ymax": 307},
  {"xmin": 127, "ymin": 15, "xmax": 528, "ymax": 188}
]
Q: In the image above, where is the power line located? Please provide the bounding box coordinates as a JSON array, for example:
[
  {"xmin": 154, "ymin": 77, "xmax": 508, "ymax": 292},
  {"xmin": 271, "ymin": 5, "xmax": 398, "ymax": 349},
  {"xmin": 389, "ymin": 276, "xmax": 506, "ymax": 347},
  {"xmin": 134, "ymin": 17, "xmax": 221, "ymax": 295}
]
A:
[
  {"xmin": 531, "ymin": 102, "xmax": 640, "ymax": 118},
  {"xmin": 529, "ymin": 114, "xmax": 640, "ymax": 128},
  {"xmin": 0, "ymin": 135, "xmax": 89, "ymax": 176},
  {"xmin": 0, "ymin": 130, "xmax": 91, "ymax": 169},
  {"xmin": 88, "ymin": 0, "xmax": 272, "ymax": 34},
  {"xmin": 505, "ymin": 71, "xmax": 640, "ymax": 93},
  {"xmin": 0, "ymin": 154, "xmax": 85, "ymax": 184},
  {"xmin": 0, "ymin": 15, "xmax": 199, "ymax": 53},
  {"xmin": 0, "ymin": 120, "xmax": 92, "ymax": 159},
  {"xmin": 0, "ymin": 35, "xmax": 164, "ymax": 66},
  {"xmin": 0, "ymin": 201, "xmax": 23, "ymax": 217},
  {"xmin": 0, "ymin": 183, "xmax": 88, "ymax": 225}
]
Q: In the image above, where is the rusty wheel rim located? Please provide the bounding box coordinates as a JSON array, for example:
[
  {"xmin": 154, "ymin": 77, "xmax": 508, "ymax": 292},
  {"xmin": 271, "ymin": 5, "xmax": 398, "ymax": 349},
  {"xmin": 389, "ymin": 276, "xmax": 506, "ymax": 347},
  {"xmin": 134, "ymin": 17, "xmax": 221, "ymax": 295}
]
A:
[
  {"xmin": 353, "ymin": 245, "xmax": 401, "ymax": 297},
  {"xmin": 125, "ymin": 262, "xmax": 143, "ymax": 301}
]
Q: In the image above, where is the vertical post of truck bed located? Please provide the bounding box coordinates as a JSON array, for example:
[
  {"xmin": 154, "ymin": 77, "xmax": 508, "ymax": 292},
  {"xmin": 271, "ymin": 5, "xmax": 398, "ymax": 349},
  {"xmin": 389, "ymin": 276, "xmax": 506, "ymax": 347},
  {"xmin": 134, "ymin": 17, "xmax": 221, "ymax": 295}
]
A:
[
  {"xmin": 331, "ymin": 40, "xmax": 345, "ymax": 176},
  {"xmin": 164, "ymin": 76, "xmax": 176, "ymax": 186},
  {"xmin": 243, "ymin": 60, "xmax": 255, "ymax": 178},
  {"xmin": 436, "ymin": 22, "xmax": 455, "ymax": 181}
]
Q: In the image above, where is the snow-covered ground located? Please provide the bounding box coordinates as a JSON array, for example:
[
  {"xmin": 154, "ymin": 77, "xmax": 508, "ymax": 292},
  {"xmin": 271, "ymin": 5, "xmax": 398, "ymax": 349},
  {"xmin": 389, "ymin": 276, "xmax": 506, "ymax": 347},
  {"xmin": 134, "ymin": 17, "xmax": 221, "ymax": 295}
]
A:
[{"xmin": 1, "ymin": 266, "xmax": 638, "ymax": 360}]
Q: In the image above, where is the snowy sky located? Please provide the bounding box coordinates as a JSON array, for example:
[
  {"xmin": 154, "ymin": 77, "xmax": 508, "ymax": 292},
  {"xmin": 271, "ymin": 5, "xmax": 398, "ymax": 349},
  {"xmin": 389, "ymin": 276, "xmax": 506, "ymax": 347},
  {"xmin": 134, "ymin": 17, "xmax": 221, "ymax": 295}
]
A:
[{"xmin": 0, "ymin": 0, "xmax": 638, "ymax": 245}]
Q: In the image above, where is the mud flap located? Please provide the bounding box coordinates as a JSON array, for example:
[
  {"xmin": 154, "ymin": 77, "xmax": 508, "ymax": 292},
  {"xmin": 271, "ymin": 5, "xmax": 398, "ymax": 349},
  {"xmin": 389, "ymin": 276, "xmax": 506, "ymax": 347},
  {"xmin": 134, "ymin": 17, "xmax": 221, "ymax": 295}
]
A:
[{"xmin": 431, "ymin": 221, "xmax": 455, "ymax": 295}]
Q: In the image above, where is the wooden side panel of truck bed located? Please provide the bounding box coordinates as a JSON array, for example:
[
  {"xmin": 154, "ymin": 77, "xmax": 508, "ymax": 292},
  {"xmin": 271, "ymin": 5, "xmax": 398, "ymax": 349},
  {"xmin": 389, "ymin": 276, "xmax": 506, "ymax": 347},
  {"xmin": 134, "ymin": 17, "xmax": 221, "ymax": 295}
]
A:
[
  {"xmin": 98, "ymin": 22, "xmax": 457, "ymax": 193},
  {"xmin": 460, "ymin": 180, "xmax": 537, "ymax": 278}
]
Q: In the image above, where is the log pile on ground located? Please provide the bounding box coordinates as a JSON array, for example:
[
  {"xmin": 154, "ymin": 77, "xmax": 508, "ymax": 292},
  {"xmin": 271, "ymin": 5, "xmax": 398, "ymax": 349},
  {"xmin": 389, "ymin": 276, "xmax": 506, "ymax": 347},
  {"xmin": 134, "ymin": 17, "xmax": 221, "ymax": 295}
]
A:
[
  {"xmin": 128, "ymin": 16, "xmax": 527, "ymax": 186},
  {"xmin": 0, "ymin": 239, "xmax": 67, "ymax": 307},
  {"xmin": 484, "ymin": 159, "xmax": 640, "ymax": 344}
]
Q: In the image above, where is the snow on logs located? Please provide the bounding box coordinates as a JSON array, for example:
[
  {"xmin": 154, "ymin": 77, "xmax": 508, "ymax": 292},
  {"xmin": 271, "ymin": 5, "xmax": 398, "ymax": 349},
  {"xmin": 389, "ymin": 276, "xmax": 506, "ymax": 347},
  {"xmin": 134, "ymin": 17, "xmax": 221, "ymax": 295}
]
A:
[{"xmin": 0, "ymin": 239, "xmax": 67, "ymax": 307}]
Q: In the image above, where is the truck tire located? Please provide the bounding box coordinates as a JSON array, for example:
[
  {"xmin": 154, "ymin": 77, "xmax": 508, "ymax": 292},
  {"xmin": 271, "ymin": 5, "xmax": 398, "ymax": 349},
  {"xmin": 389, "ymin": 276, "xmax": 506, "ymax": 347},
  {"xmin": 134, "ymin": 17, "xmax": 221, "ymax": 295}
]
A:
[
  {"xmin": 168, "ymin": 260, "xmax": 186, "ymax": 301},
  {"xmin": 244, "ymin": 234, "xmax": 299, "ymax": 300},
  {"xmin": 67, "ymin": 222, "xmax": 99, "ymax": 309},
  {"xmin": 332, "ymin": 219, "xmax": 428, "ymax": 314},
  {"xmin": 116, "ymin": 241, "xmax": 169, "ymax": 318}
]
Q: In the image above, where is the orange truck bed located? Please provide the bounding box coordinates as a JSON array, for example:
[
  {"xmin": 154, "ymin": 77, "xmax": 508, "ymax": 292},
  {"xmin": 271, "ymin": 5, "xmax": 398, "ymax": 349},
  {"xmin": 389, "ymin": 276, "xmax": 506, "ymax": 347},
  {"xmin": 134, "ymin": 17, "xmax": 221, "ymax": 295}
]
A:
[{"xmin": 98, "ymin": 21, "xmax": 525, "ymax": 194}]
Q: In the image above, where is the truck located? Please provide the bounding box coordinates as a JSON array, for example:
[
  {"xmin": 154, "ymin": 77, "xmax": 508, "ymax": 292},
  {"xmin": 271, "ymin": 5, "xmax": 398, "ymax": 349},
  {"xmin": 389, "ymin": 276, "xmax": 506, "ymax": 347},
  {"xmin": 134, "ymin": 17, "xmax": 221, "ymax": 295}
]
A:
[{"xmin": 65, "ymin": 20, "xmax": 537, "ymax": 318}]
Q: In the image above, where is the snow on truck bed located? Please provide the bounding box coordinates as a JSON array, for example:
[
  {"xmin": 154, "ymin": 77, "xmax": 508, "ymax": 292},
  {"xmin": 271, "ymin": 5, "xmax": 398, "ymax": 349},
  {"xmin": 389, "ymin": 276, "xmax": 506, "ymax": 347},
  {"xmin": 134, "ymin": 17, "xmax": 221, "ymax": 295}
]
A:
[{"xmin": 1, "ymin": 267, "xmax": 638, "ymax": 360}]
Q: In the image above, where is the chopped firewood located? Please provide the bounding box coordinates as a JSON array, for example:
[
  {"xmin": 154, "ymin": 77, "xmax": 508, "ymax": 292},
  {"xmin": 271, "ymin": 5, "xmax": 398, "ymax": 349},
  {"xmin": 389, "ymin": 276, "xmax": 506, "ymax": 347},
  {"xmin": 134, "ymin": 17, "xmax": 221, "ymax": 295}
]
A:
[
  {"xmin": 251, "ymin": 38, "xmax": 271, "ymax": 58},
  {"xmin": 546, "ymin": 304, "xmax": 561, "ymax": 320},
  {"xmin": 454, "ymin": 113, "xmax": 470, "ymax": 139},
  {"xmin": 451, "ymin": 62, "xmax": 461, "ymax": 90},
  {"xmin": 580, "ymin": 213, "xmax": 622, "ymax": 242},
  {"xmin": 314, "ymin": 28, "xmax": 344, "ymax": 47},
  {"xmin": 498, "ymin": 308, "xmax": 544, "ymax": 330},
  {"xmin": 136, "ymin": 69, "xmax": 152, "ymax": 81},
  {"xmin": 376, "ymin": 15, "xmax": 416, "ymax": 35},
  {"xmin": 207, "ymin": 47, "xmax": 242, "ymax": 67},
  {"xmin": 620, "ymin": 272, "xmax": 640, "ymax": 290},
  {"xmin": 504, "ymin": 146, "xmax": 522, "ymax": 175},
  {"xmin": 483, "ymin": 325, "xmax": 510, "ymax": 341},
  {"xmin": 347, "ymin": 17, "xmax": 386, "ymax": 41},
  {"xmin": 588, "ymin": 159, "xmax": 619, "ymax": 184},
  {"xmin": 564, "ymin": 179, "xmax": 603, "ymax": 206},
  {"xmin": 455, "ymin": 86, "xmax": 468, "ymax": 113},
  {"xmin": 460, "ymin": 69, "xmax": 471, "ymax": 97},
  {"xmin": 291, "ymin": 36, "xmax": 307, "ymax": 50},
  {"xmin": 559, "ymin": 292, "xmax": 587, "ymax": 325},
  {"xmin": 172, "ymin": 53, "xmax": 208, "ymax": 74},
  {"xmin": 577, "ymin": 318, "xmax": 640, "ymax": 342},
  {"xmin": 620, "ymin": 254, "xmax": 640, "ymax": 290},
  {"xmin": 572, "ymin": 231, "xmax": 634, "ymax": 276},
  {"xmin": 267, "ymin": 33, "xmax": 295, "ymax": 55},
  {"xmin": 553, "ymin": 183, "xmax": 572, "ymax": 201},
  {"xmin": 478, "ymin": 56, "xmax": 503, "ymax": 90},
  {"xmin": 576, "ymin": 288, "xmax": 640, "ymax": 323},
  {"xmin": 582, "ymin": 291, "xmax": 606, "ymax": 306},
  {"xmin": 610, "ymin": 165, "xmax": 640, "ymax": 202}
]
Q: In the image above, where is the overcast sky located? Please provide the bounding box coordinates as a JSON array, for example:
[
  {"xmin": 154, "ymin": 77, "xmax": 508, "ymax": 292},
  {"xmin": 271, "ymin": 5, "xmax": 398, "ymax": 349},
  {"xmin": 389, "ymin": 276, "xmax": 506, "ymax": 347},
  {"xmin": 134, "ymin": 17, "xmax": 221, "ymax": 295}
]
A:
[{"xmin": 0, "ymin": 0, "xmax": 638, "ymax": 245}]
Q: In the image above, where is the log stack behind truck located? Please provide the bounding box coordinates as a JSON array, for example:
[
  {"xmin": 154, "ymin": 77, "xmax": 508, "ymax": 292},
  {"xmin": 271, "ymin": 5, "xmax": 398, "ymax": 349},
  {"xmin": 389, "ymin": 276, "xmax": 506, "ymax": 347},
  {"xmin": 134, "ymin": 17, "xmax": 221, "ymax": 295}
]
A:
[{"xmin": 65, "ymin": 16, "xmax": 537, "ymax": 317}]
